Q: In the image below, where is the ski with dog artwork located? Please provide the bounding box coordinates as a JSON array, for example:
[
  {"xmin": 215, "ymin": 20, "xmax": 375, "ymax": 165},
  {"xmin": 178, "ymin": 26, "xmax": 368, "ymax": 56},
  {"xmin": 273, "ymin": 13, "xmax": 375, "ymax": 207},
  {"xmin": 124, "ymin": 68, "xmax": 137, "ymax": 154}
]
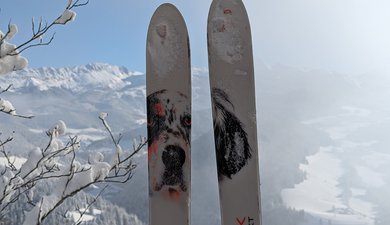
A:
[
  {"xmin": 208, "ymin": 0, "xmax": 262, "ymax": 225},
  {"xmin": 146, "ymin": 3, "xmax": 191, "ymax": 225}
]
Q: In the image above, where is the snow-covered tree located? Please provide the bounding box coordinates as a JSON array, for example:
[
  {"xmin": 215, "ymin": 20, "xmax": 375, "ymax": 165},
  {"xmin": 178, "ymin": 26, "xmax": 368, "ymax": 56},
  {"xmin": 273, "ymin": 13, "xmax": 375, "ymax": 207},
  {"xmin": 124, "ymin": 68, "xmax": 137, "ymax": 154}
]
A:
[
  {"xmin": 0, "ymin": 0, "xmax": 87, "ymax": 75},
  {"xmin": 0, "ymin": 1, "xmax": 147, "ymax": 224},
  {"xmin": 0, "ymin": 116, "xmax": 146, "ymax": 225}
]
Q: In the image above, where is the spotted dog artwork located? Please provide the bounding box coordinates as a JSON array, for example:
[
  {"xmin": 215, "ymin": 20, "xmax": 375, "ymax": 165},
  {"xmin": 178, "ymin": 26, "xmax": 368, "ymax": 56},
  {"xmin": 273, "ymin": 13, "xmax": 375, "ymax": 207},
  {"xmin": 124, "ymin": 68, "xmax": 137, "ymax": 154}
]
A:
[
  {"xmin": 211, "ymin": 88, "xmax": 252, "ymax": 180},
  {"xmin": 147, "ymin": 89, "xmax": 191, "ymax": 198}
]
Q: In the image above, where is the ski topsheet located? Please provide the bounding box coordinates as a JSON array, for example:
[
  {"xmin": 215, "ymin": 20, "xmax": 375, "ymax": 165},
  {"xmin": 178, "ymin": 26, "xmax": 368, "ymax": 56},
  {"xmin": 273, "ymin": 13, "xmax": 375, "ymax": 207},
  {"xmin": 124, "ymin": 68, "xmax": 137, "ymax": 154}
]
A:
[
  {"xmin": 146, "ymin": 4, "xmax": 191, "ymax": 225},
  {"xmin": 207, "ymin": 1, "xmax": 262, "ymax": 225}
]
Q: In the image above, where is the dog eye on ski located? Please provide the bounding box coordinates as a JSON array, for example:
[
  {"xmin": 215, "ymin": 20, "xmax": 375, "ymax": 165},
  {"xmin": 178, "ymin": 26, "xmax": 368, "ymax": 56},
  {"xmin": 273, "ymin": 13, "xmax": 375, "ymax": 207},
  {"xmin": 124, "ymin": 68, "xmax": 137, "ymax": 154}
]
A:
[{"xmin": 147, "ymin": 89, "xmax": 191, "ymax": 197}]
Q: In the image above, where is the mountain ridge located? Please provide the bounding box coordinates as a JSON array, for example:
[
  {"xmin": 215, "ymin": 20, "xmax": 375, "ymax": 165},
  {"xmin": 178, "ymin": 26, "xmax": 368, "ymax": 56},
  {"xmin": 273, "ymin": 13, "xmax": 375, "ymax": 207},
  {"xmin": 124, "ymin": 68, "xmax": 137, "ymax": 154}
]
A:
[{"xmin": 0, "ymin": 63, "xmax": 144, "ymax": 93}]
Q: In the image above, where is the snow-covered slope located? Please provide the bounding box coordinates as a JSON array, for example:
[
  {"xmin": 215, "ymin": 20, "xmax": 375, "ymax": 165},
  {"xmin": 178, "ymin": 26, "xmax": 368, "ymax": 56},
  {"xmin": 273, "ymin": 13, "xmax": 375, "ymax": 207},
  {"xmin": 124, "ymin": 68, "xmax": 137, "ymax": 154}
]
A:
[
  {"xmin": 1, "ymin": 63, "xmax": 143, "ymax": 92},
  {"xmin": 0, "ymin": 63, "xmax": 147, "ymax": 153},
  {"xmin": 1, "ymin": 63, "xmax": 389, "ymax": 225}
]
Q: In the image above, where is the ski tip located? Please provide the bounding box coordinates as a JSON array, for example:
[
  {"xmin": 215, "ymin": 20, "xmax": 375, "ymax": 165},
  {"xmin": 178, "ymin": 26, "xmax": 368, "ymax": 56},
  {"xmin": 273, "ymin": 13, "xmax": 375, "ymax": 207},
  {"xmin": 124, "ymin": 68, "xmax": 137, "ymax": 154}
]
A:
[
  {"xmin": 147, "ymin": 3, "xmax": 189, "ymax": 47},
  {"xmin": 146, "ymin": 3, "xmax": 191, "ymax": 82},
  {"xmin": 156, "ymin": 3, "xmax": 181, "ymax": 14},
  {"xmin": 208, "ymin": 0, "xmax": 250, "ymax": 24},
  {"xmin": 148, "ymin": 3, "xmax": 188, "ymax": 32},
  {"xmin": 207, "ymin": 0, "xmax": 253, "ymax": 65}
]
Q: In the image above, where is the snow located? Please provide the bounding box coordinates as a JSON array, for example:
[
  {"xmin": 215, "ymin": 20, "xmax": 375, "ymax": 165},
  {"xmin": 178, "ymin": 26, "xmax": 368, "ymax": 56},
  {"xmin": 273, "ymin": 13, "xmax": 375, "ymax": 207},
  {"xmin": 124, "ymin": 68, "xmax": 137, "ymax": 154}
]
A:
[
  {"xmin": 68, "ymin": 211, "xmax": 95, "ymax": 222},
  {"xmin": 99, "ymin": 112, "xmax": 108, "ymax": 120},
  {"xmin": 55, "ymin": 9, "xmax": 76, "ymax": 24},
  {"xmin": 67, "ymin": 0, "xmax": 73, "ymax": 8},
  {"xmin": 89, "ymin": 152, "xmax": 104, "ymax": 164},
  {"xmin": 67, "ymin": 127, "xmax": 107, "ymax": 143},
  {"xmin": 19, "ymin": 147, "xmax": 42, "ymax": 178},
  {"xmin": 22, "ymin": 202, "xmax": 41, "ymax": 225},
  {"xmin": 355, "ymin": 166, "xmax": 385, "ymax": 188},
  {"xmin": 66, "ymin": 207, "xmax": 102, "ymax": 223},
  {"xmin": 29, "ymin": 127, "xmax": 108, "ymax": 143},
  {"xmin": 0, "ymin": 98, "xmax": 16, "ymax": 115},
  {"xmin": 284, "ymin": 105, "xmax": 382, "ymax": 225},
  {"xmin": 0, "ymin": 156, "xmax": 27, "ymax": 169},
  {"xmin": 0, "ymin": 54, "xmax": 28, "ymax": 75},
  {"xmin": 191, "ymin": 67, "xmax": 208, "ymax": 75},
  {"xmin": 281, "ymin": 147, "xmax": 376, "ymax": 225},
  {"xmin": 0, "ymin": 28, "xmax": 28, "ymax": 75},
  {"xmin": 210, "ymin": 15, "xmax": 244, "ymax": 64},
  {"xmin": 0, "ymin": 63, "xmax": 143, "ymax": 92},
  {"xmin": 0, "ymin": 63, "xmax": 208, "ymax": 224},
  {"xmin": 21, "ymin": 144, "xmax": 111, "ymax": 220},
  {"xmin": 282, "ymin": 147, "xmax": 344, "ymax": 213},
  {"xmin": 148, "ymin": 18, "xmax": 185, "ymax": 77},
  {"xmin": 7, "ymin": 24, "xmax": 18, "ymax": 40},
  {"xmin": 136, "ymin": 118, "xmax": 147, "ymax": 125},
  {"xmin": 48, "ymin": 120, "xmax": 67, "ymax": 137},
  {"xmin": 0, "ymin": 41, "xmax": 16, "ymax": 57}
]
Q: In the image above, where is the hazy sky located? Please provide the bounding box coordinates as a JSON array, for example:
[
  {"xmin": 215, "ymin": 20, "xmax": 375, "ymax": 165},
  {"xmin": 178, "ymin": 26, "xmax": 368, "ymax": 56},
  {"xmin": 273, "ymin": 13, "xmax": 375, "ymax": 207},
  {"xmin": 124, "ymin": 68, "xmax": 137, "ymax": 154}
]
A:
[{"xmin": 1, "ymin": 0, "xmax": 390, "ymax": 74}]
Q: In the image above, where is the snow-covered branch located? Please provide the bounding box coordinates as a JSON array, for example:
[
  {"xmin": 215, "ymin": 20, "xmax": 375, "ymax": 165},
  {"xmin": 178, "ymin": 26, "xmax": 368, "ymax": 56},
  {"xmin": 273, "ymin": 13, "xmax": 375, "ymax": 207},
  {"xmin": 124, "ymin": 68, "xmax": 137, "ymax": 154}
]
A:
[
  {"xmin": 0, "ymin": 85, "xmax": 34, "ymax": 119},
  {"xmin": 0, "ymin": 0, "xmax": 89, "ymax": 75},
  {"xmin": 0, "ymin": 116, "xmax": 146, "ymax": 225},
  {"xmin": 70, "ymin": 185, "xmax": 107, "ymax": 225}
]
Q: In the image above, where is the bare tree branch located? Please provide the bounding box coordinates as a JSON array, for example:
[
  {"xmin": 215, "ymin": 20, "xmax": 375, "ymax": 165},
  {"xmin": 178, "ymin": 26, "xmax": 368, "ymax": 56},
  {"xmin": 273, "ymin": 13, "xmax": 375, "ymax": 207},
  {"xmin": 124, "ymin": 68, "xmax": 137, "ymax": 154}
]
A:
[
  {"xmin": 69, "ymin": 0, "xmax": 90, "ymax": 9},
  {"xmin": 1, "ymin": 0, "xmax": 89, "ymax": 60},
  {"xmin": 0, "ymin": 85, "xmax": 12, "ymax": 95},
  {"xmin": 0, "ymin": 106, "xmax": 34, "ymax": 118},
  {"xmin": 8, "ymin": 34, "xmax": 55, "ymax": 56},
  {"xmin": 72, "ymin": 185, "xmax": 107, "ymax": 225},
  {"xmin": 0, "ymin": 115, "xmax": 146, "ymax": 224},
  {"xmin": 0, "ymin": 86, "xmax": 34, "ymax": 118}
]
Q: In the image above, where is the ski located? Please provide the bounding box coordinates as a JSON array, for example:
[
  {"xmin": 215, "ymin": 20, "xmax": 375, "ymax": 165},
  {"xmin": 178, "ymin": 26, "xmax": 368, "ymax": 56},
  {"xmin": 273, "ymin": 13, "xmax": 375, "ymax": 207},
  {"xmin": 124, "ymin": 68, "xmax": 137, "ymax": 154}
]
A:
[
  {"xmin": 207, "ymin": 0, "xmax": 262, "ymax": 225},
  {"xmin": 146, "ymin": 3, "xmax": 191, "ymax": 225}
]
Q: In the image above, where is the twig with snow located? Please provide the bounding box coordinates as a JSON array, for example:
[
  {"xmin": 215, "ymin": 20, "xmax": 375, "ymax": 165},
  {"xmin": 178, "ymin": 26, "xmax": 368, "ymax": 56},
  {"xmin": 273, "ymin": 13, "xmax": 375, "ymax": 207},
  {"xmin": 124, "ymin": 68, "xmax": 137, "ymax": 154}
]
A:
[
  {"xmin": 99, "ymin": 112, "xmax": 147, "ymax": 183},
  {"xmin": 0, "ymin": 115, "xmax": 146, "ymax": 224},
  {"xmin": 0, "ymin": 133, "xmax": 17, "ymax": 171},
  {"xmin": 0, "ymin": 0, "xmax": 89, "ymax": 75},
  {"xmin": 72, "ymin": 185, "xmax": 107, "ymax": 225},
  {"xmin": 0, "ymin": 85, "xmax": 34, "ymax": 118}
]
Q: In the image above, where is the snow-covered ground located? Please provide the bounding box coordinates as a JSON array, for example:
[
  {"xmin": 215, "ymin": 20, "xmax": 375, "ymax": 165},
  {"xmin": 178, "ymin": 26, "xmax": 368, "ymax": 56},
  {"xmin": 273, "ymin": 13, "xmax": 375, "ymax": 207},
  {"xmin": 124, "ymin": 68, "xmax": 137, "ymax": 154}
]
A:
[
  {"xmin": 66, "ymin": 207, "xmax": 102, "ymax": 223},
  {"xmin": 282, "ymin": 147, "xmax": 376, "ymax": 225},
  {"xmin": 282, "ymin": 105, "xmax": 390, "ymax": 225}
]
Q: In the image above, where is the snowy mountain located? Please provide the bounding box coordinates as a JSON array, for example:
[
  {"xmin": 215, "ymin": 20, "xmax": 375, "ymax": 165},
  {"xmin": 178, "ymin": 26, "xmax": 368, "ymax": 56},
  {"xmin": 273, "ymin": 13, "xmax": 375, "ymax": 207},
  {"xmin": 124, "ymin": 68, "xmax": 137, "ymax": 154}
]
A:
[
  {"xmin": 1, "ymin": 63, "xmax": 142, "ymax": 92},
  {"xmin": 0, "ymin": 63, "xmax": 146, "ymax": 152},
  {"xmin": 1, "ymin": 63, "xmax": 389, "ymax": 225}
]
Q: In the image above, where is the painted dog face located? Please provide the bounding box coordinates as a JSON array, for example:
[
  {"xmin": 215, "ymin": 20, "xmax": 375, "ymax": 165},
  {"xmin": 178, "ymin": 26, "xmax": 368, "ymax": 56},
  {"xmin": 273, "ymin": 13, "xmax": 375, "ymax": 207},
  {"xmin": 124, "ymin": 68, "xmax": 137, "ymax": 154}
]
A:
[
  {"xmin": 212, "ymin": 88, "xmax": 252, "ymax": 180},
  {"xmin": 147, "ymin": 89, "xmax": 191, "ymax": 198}
]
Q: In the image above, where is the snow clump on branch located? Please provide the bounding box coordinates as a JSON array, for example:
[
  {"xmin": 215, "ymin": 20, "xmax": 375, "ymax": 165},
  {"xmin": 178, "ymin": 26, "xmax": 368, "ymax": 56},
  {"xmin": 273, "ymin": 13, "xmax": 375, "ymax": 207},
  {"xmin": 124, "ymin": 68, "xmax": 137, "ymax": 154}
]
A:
[
  {"xmin": 0, "ymin": 98, "xmax": 16, "ymax": 115},
  {"xmin": 48, "ymin": 120, "xmax": 67, "ymax": 137},
  {"xmin": 0, "ymin": 24, "xmax": 29, "ymax": 75},
  {"xmin": 0, "ymin": 0, "xmax": 86, "ymax": 75},
  {"xmin": 55, "ymin": 9, "xmax": 77, "ymax": 24}
]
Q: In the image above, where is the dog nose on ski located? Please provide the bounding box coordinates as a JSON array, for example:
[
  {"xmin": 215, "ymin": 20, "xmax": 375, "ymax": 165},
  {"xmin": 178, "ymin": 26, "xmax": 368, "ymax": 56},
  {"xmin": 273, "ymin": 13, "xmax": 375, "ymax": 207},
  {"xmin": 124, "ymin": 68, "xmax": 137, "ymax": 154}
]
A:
[{"xmin": 157, "ymin": 145, "xmax": 186, "ymax": 191}]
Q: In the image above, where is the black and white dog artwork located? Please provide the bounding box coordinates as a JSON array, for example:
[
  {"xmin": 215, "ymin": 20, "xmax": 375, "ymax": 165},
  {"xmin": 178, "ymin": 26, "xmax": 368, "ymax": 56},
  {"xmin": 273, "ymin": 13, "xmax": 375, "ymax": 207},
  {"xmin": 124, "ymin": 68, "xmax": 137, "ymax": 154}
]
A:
[
  {"xmin": 147, "ymin": 89, "xmax": 191, "ymax": 197},
  {"xmin": 212, "ymin": 88, "xmax": 252, "ymax": 180}
]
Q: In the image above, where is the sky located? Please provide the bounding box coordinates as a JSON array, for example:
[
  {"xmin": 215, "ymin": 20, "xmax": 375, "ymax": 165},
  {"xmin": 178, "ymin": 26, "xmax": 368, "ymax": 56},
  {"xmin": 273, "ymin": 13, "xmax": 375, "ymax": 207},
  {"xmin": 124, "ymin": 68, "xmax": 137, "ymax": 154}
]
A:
[{"xmin": 1, "ymin": 0, "xmax": 390, "ymax": 75}]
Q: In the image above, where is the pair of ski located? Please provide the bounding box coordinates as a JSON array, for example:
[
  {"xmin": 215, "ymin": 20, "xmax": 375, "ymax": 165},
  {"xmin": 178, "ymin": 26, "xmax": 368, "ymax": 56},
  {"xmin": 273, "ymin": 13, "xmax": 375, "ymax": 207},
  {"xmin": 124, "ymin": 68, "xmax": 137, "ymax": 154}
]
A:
[{"xmin": 146, "ymin": 1, "xmax": 262, "ymax": 225}]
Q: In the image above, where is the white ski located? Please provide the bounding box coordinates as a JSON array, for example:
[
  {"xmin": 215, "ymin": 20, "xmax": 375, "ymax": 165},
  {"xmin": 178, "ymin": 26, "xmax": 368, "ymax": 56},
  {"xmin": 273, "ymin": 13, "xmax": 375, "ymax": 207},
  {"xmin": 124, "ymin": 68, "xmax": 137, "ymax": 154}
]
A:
[
  {"xmin": 207, "ymin": 0, "xmax": 262, "ymax": 225},
  {"xmin": 146, "ymin": 4, "xmax": 191, "ymax": 225}
]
